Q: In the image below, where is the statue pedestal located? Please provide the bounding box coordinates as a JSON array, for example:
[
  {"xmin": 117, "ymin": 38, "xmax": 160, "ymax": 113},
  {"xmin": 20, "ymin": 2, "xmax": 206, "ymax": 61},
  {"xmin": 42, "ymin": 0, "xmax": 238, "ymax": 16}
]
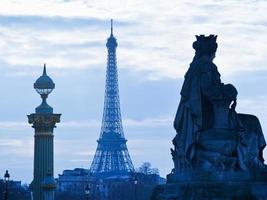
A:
[
  {"xmin": 152, "ymin": 179, "xmax": 267, "ymax": 200},
  {"xmin": 152, "ymin": 170, "xmax": 267, "ymax": 199}
]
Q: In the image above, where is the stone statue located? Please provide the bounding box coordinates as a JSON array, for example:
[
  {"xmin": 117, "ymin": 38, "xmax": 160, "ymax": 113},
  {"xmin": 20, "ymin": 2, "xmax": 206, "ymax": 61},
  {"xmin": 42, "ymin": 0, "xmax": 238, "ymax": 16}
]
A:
[
  {"xmin": 172, "ymin": 35, "xmax": 266, "ymax": 172},
  {"xmin": 152, "ymin": 35, "xmax": 267, "ymax": 200}
]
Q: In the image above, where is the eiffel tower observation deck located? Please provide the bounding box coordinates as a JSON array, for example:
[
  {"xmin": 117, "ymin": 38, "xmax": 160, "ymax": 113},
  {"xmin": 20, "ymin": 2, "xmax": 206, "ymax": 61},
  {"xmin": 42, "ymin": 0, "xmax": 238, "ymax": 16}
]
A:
[{"xmin": 90, "ymin": 20, "xmax": 135, "ymax": 177}]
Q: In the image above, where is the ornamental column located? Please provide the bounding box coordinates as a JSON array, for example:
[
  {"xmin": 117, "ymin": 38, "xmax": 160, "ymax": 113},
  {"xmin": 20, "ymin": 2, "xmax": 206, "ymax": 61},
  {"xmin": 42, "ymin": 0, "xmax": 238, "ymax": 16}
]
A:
[{"xmin": 28, "ymin": 64, "xmax": 61, "ymax": 200}]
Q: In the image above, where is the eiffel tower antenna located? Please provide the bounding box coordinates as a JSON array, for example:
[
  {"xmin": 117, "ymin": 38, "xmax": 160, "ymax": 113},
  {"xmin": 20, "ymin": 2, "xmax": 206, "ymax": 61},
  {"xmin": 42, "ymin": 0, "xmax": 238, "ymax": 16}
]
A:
[{"xmin": 111, "ymin": 19, "xmax": 113, "ymax": 35}]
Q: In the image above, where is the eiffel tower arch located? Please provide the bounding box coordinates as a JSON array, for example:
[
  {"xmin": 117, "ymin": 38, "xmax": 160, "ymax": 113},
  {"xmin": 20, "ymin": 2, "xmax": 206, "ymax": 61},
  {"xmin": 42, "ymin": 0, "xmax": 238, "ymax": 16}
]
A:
[{"xmin": 90, "ymin": 20, "xmax": 135, "ymax": 177}]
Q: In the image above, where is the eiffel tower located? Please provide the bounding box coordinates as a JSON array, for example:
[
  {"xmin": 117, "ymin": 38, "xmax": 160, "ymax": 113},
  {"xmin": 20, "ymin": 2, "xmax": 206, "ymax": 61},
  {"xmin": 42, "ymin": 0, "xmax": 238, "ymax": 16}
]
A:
[{"xmin": 90, "ymin": 20, "xmax": 134, "ymax": 177}]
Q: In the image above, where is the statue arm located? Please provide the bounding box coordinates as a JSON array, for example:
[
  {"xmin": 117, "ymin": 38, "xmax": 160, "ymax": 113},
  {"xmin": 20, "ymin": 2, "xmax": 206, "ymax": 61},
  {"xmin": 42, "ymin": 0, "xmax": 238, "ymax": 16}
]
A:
[{"xmin": 200, "ymin": 70, "xmax": 223, "ymax": 98}]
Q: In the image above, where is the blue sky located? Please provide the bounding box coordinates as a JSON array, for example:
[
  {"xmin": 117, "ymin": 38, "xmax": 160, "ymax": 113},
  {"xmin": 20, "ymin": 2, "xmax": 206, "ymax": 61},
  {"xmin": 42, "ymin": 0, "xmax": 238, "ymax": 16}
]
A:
[{"xmin": 0, "ymin": 0, "xmax": 267, "ymax": 183}]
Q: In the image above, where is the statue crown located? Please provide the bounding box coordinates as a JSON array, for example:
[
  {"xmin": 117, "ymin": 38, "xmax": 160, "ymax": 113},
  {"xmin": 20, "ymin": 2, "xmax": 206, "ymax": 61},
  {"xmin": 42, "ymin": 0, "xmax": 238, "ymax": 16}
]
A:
[
  {"xmin": 196, "ymin": 34, "xmax": 217, "ymax": 43},
  {"xmin": 193, "ymin": 35, "xmax": 218, "ymax": 56}
]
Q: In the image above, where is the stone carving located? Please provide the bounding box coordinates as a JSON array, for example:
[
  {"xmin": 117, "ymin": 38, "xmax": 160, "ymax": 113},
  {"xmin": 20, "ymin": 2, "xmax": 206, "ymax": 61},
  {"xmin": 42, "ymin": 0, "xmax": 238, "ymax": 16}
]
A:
[
  {"xmin": 152, "ymin": 35, "xmax": 267, "ymax": 200},
  {"xmin": 172, "ymin": 35, "xmax": 266, "ymax": 172}
]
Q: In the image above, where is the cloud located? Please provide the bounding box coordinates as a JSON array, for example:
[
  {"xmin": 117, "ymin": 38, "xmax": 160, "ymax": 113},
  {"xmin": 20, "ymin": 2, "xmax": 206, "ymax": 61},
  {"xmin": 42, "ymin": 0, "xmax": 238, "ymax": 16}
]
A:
[
  {"xmin": 0, "ymin": 117, "xmax": 172, "ymax": 130},
  {"xmin": 123, "ymin": 117, "xmax": 172, "ymax": 127},
  {"xmin": 0, "ymin": 121, "xmax": 27, "ymax": 130},
  {"xmin": 0, "ymin": 139, "xmax": 24, "ymax": 147},
  {"xmin": 59, "ymin": 117, "xmax": 172, "ymax": 129},
  {"xmin": 60, "ymin": 120, "xmax": 100, "ymax": 128},
  {"xmin": 0, "ymin": 15, "xmax": 107, "ymax": 30},
  {"xmin": 0, "ymin": 0, "xmax": 266, "ymax": 79}
]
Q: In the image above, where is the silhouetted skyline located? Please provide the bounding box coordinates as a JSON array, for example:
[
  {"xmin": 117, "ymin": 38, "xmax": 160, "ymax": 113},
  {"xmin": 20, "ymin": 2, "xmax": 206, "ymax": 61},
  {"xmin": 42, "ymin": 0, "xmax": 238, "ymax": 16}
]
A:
[{"xmin": 0, "ymin": 0, "xmax": 266, "ymax": 183}]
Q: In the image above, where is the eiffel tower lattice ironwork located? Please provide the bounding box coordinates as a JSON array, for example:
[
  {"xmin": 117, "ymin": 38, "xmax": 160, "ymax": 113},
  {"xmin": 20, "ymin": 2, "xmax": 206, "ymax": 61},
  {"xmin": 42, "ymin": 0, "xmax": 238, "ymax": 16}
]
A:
[{"xmin": 90, "ymin": 20, "xmax": 134, "ymax": 177}]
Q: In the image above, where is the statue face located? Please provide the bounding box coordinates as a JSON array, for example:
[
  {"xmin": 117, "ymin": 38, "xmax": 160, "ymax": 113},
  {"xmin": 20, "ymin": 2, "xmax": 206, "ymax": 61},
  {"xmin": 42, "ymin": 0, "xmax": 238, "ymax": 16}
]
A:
[{"xmin": 209, "ymin": 53, "xmax": 215, "ymax": 61}]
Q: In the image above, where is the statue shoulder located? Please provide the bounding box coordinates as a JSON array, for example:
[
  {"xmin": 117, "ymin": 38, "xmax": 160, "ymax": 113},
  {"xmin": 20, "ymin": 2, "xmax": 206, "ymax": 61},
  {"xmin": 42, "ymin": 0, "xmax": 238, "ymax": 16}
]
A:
[{"xmin": 199, "ymin": 60, "xmax": 217, "ymax": 73}]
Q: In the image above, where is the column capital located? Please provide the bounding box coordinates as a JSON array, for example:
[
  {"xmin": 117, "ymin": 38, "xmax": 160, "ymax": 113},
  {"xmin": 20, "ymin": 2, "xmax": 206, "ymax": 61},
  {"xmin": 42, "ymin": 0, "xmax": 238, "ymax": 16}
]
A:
[{"xmin": 28, "ymin": 113, "xmax": 61, "ymax": 132}]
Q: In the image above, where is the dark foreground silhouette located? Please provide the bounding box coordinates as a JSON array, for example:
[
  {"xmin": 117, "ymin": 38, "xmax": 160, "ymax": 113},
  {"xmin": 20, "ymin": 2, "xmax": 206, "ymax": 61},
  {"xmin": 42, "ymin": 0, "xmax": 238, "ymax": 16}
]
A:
[{"xmin": 152, "ymin": 35, "xmax": 267, "ymax": 200}]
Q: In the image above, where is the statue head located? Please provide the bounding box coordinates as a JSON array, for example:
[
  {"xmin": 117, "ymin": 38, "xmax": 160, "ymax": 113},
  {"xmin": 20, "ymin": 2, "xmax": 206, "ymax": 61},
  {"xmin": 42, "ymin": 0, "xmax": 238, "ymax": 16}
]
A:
[{"xmin": 193, "ymin": 35, "xmax": 218, "ymax": 60}]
